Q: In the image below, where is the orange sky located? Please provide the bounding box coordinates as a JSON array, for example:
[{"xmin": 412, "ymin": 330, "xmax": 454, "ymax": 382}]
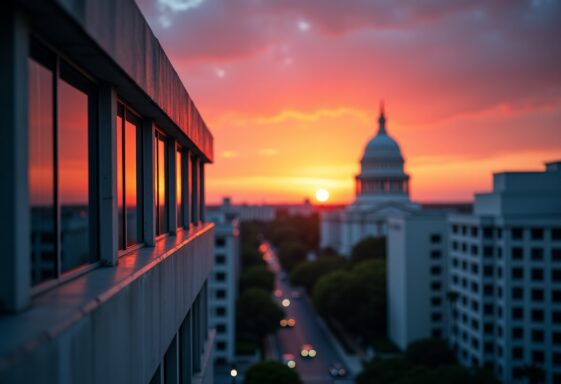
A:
[{"xmin": 136, "ymin": 0, "xmax": 561, "ymax": 205}]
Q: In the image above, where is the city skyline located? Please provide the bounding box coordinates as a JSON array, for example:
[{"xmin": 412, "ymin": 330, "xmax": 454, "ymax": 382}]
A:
[{"xmin": 137, "ymin": 0, "xmax": 561, "ymax": 204}]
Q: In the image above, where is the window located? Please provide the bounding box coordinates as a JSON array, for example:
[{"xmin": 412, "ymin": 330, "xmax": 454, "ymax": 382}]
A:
[
  {"xmin": 29, "ymin": 40, "xmax": 97, "ymax": 286},
  {"xmin": 532, "ymin": 350, "xmax": 544, "ymax": 364},
  {"xmin": 531, "ymin": 228, "xmax": 544, "ymax": 240},
  {"xmin": 512, "ymin": 287, "xmax": 523, "ymax": 299},
  {"xmin": 215, "ymin": 254, "xmax": 225, "ymax": 264},
  {"xmin": 553, "ymin": 290, "xmax": 561, "ymax": 303},
  {"xmin": 532, "ymin": 289, "xmax": 544, "ymax": 302},
  {"xmin": 483, "ymin": 227, "xmax": 493, "ymax": 239},
  {"xmin": 483, "ymin": 246, "xmax": 493, "ymax": 258},
  {"xmin": 484, "ymin": 284, "xmax": 493, "ymax": 295},
  {"xmin": 512, "ymin": 327, "xmax": 523, "ymax": 339},
  {"xmin": 512, "ymin": 307, "xmax": 523, "ymax": 320},
  {"xmin": 553, "ymin": 248, "xmax": 561, "ymax": 261},
  {"xmin": 431, "ymin": 297, "xmax": 442, "ymax": 306},
  {"xmin": 512, "ymin": 348, "xmax": 523, "ymax": 359},
  {"xmin": 430, "ymin": 234, "xmax": 441, "ymax": 243},
  {"xmin": 431, "ymin": 266, "xmax": 442, "ymax": 275},
  {"xmin": 431, "ymin": 250, "xmax": 442, "ymax": 259},
  {"xmin": 216, "ymin": 341, "xmax": 226, "ymax": 351},
  {"xmin": 215, "ymin": 272, "xmax": 226, "ymax": 281},
  {"xmin": 511, "ymin": 227, "xmax": 523, "ymax": 240},
  {"xmin": 531, "ymin": 268, "xmax": 544, "ymax": 281},
  {"xmin": 216, "ymin": 289, "xmax": 226, "ymax": 299},
  {"xmin": 553, "ymin": 311, "xmax": 561, "ymax": 324},
  {"xmin": 512, "ymin": 247, "xmax": 523, "ymax": 260},
  {"xmin": 215, "ymin": 237, "xmax": 226, "ymax": 247},
  {"xmin": 512, "ymin": 268, "xmax": 523, "ymax": 280},
  {"xmin": 531, "ymin": 329, "xmax": 544, "ymax": 342},
  {"xmin": 553, "ymin": 269, "xmax": 561, "ymax": 282},
  {"xmin": 531, "ymin": 248, "xmax": 543, "ymax": 261},
  {"xmin": 532, "ymin": 310, "xmax": 544, "ymax": 322},
  {"xmin": 216, "ymin": 324, "xmax": 226, "ymax": 333},
  {"xmin": 116, "ymin": 104, "xmax": 142, "ymax": 249},
  {"xmin": 483, "ymin": 266, "xmax": 493, "ymax": 277},
  {"xmin": 176, "ymin": 147, "xmax": 184, "ymax": 228},
  {"xmin": 553, "ymin": 228, "xmax": 561, "ymax": 240},
  {"xmin": 216, "ymin": 307, "xmax": 226, "ymax": 316},
  {"xmin": 154, "ymin": 131, "xmax": 168, "ymax": 235},
  {"xmin": 471, "ymin": 245, "xmax": 478, "ymax": 256},
  {"xmin": 431, "ymin": 282, "xmax": 442, "ymax": 291},
  {"xmin": 471, "ymin": 227, "xmax": 479, "ymax": 237},
  {"xmin": 431, "ymin": 313, "xmax": 442, "ymax": 321}
]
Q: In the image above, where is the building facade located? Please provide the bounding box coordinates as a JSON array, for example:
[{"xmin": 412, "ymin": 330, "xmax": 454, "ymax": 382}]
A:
[
  {"xmin": 320, "ymin": 105, "xmax": 419, "ymax": 256},
  {"xmin": 387, "ymin": 212, "xmax": 449, "ymax": 350},
  {"xmin": 448, "ymin": 161, "xmax": 561, "ymax": 383},
  {"xmin": 1, "ymin": 1, "xmax": 214, "ymax": 383},
  {"xmin": 207, "ymin": 201, "xmax": 241, "ymax": 367}
]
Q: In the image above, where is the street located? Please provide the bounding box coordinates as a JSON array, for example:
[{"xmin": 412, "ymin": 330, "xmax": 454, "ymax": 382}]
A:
[{"xmin": 264, "ymin": 244, "xmax": 354, "ymax": 384}]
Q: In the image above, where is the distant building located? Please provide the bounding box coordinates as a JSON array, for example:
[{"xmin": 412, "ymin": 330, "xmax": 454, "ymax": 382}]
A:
[
  {"xmin": 387, "ymin": 211, "xmax": 449, "ymax": 350},
  {"xmin": 387, "ymin": 160, "xmax": 561, "ymax": 384},
  {"xmin": 321, "ymin": 104, "xmax": 419, "ymax": 256},
  {"xmin": 448, "ymin": 161, "xmax": 561, "ymax": 384},
  {"xmin": 1, "ymin": 1, "xmax": 214, "ymax": 383},
  {"xmin": 206, "ymin": 202, "xmax": 241, "ymax": 368}
]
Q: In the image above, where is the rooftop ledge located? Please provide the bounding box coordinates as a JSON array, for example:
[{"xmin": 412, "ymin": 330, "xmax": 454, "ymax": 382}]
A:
[{"xmin": 0, "ymin": 223, "xmax": 215, "ymax": 371}]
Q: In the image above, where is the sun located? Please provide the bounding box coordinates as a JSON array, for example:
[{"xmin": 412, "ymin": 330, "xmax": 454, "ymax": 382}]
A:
[{"xmin": 315, "ymin": 188, "xmax": 329, "ymax": 203}]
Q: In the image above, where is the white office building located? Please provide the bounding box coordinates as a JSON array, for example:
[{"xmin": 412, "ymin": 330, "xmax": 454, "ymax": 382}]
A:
[
  {"xmin": 388, "ymin": 212, "xmax": 449, "ymax": 350},
  {"xmin": 448, "ymin": 161, "xmax": 561, "ymax": 383},
  {"xmin": 320, "ymin": 105, "xmax": 419, "ymax": 256},
  {"xmin": 206, "ymin": 202, "xmax": 241, "ymax": 367},
  {"xmin": 1, "ymin": 1, "xmax": 215, "ymax": 383}
]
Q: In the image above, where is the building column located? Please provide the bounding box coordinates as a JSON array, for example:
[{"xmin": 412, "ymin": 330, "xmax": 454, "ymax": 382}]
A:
[
  {"xmin": 98, "ymin": 84, "xmax": 118, "ymax": 265},
  {"xmin": 142, "ymin": 119, "xmax": 156, "ymax": 246},
  {"xmin": 0, "ymin": 8, "xmax": 30, "ymax": 312},
  {"xmin": 199, "ymin": 161, "xmax": 205, "ymax": 223}
]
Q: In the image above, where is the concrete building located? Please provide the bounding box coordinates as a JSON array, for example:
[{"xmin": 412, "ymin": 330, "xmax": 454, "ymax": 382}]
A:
[
  {"xmin": 1, "ymin": 1, "xmax": 215, "ymax": 383},
  {"xmin": 320, "ymin": 104, "xmax": 419, "ymax": 256},
  {"xmin": 206, "ymin": 201, "xmax": 241, "ymax": 367},
  {"xmin": 388, "ymin": 212, "xmax": 449, "ymax": 350},
  {"xmin": 448, "ymin": 161, "xmax": 561, "ymax": 384}
]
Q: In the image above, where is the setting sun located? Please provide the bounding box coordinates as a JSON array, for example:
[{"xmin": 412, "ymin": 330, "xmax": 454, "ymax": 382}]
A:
[{"xmin": 315, "ymin": 188, "xmax": 329, "ymax": 202}]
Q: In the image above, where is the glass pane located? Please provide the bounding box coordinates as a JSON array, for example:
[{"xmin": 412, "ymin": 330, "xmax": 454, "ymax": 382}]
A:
[
  {"xmin": 176, "ymin": 150, "xmax": 183, "ymax": 227},
  {"xmin": 125, "ymin": 118, "xmax": 138, "ymax": 245},
  {"xmin": 58, "ymin": 79, "xmax": 90, "ymax": 273},
  {"xmin": 28, "ymin": 58, "xmax": 56, "ymax": 285},
  {"xmin": 117, "ymin": 113, "xmax": 124, "ymax": 249},
  {"xmin": 158, "ymin": 136, "xmax": 167, "ymax": 234}
]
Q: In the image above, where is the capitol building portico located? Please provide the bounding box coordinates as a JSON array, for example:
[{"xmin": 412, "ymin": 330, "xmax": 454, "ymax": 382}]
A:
[{"xmin": 320, "ymin": 104, "xmax": 419, "ymax": 256}]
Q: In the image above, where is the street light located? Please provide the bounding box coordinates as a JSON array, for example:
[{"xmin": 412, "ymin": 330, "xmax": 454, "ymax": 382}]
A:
[{"xmin": 230, "ymin": 368, "xmax": 238, "ymax": 384}]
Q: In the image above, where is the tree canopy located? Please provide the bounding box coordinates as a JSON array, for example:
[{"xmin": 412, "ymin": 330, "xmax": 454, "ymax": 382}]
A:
[
  {"xmin": 236, "ymin": 288, "xmax": 284, "ymax": 342},
  {"xmin": 289, "ymin": 256, "xmax": 346, "ymax": 293},
  {"xmin": 350, "ymin": 236, "xmax": 386, "ymax": 264},
  {"xmin": 239, "ymin": 266, "xmax": 275, "ymax": 293},
  {"xmin": 244, "ymin": 361, "xmax": 302, "ymax": 384}
]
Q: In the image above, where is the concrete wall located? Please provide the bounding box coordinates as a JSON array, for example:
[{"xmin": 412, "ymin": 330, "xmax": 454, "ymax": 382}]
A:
[{"xmin": 0, "ymin": 226, "xmax": 215, "ymax": 384}]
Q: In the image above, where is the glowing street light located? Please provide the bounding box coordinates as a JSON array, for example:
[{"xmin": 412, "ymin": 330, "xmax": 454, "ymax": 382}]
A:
[{"xmin": 282, "ymin": 298, "xmax": 291, "ymax": 307}]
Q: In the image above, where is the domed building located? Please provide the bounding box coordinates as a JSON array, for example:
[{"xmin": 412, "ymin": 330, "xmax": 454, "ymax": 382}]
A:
[{"xmin": 320, "ymin": 104, "xmax": 419, "ymax": 256}]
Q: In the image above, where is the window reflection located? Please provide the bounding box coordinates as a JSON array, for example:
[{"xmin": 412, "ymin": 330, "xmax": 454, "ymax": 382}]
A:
[
  {"xmin": 117, "ymin": 105, "xmax": 142, "ymax": 250},
  {"xmin": 155, "ymin": 132, "xmax": 168, "ymax": 235},
  {"xmin": 177, "ymin": 149, "xmax": 183, "ymax": 228},
  {"xmin": 58, "ymin": 79, "xmax": 90, "ymax": 273},
  {"xmin": 28, "ymin": 58, "xmax": 56, "ymax": 285}
]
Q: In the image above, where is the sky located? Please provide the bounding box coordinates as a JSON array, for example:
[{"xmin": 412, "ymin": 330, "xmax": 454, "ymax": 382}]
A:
[{"xmin": 135, "ymin": 0, "xmax": 561, "ymax": 205}]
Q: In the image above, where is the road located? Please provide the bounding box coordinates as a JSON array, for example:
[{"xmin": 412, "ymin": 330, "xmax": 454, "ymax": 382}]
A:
[{"xmin": 263, "ymin": 243, "xmax": 354, "ymax": 384}]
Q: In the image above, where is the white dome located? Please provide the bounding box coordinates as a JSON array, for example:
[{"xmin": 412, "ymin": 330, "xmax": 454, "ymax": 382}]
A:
[{"xmin": 362, "ymin": 132, "xmax": 403, "ymax": 161}]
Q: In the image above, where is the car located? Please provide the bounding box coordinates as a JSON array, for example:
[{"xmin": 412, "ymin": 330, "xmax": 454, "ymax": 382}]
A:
[
  {"xmin": 280, "ymin": 318, "xmax": 296, "ymax": 328},
  {"xmin": 291, "ymin": 290, "xmax": 301, "ymax": 299},
  {"xmin": 300, "ymin": 344, "xmax": 317, "ymax": 358},
  {"xmin": 329, "ymin": 363, "xmax": 347, "ymax": 377},
  {"xmin": 282, "ymin": 353, "xmax": 296, "ymax": 368}
]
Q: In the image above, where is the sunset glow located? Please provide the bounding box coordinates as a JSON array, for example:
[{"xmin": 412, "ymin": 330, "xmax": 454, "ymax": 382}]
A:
[{"xmin": 136, "ymin": 0, "xmax": 561, "ymax": 204}]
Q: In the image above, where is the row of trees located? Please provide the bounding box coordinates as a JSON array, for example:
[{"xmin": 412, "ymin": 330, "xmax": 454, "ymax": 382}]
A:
[
  {"xmin": 357, "ymin": 339, "xmax": 499, "ymax": 384},
  {"xmin": 236, "ymin": 221, "xmax": 284, "ymax": 356}
]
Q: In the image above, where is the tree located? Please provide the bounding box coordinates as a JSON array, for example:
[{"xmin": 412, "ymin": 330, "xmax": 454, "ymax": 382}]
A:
[
  {"xmin": 244, "ymin": 361, "xmax": 302, "ymax": 384},
  {"xmin": 289, "ymin": 257, "xmax": 346, "ymax": 293},
  {"xmin": 356, "ymin": 358, "xmax": 416, "ymax": 384},
  {"xmin": 405, "ymin": 339, "xmax": 456, "ymax": 368},
  {"xmin": 312, "ymin": 259, "xmax": 387, "ymax": 341},
  {"xmin": 236, "ymin": 288, "xmax": 284, "ymax": 343},
  {"xmin": 350, "ymin": 236, "xmax": 386, "ymax": 264},
  {"xmin": 277, "ymin": 240, "xmax": 308, "ymax": 272},
  {"xmin": 239, "ymin": 266, "xmax": 275, "ymax": 293}
]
